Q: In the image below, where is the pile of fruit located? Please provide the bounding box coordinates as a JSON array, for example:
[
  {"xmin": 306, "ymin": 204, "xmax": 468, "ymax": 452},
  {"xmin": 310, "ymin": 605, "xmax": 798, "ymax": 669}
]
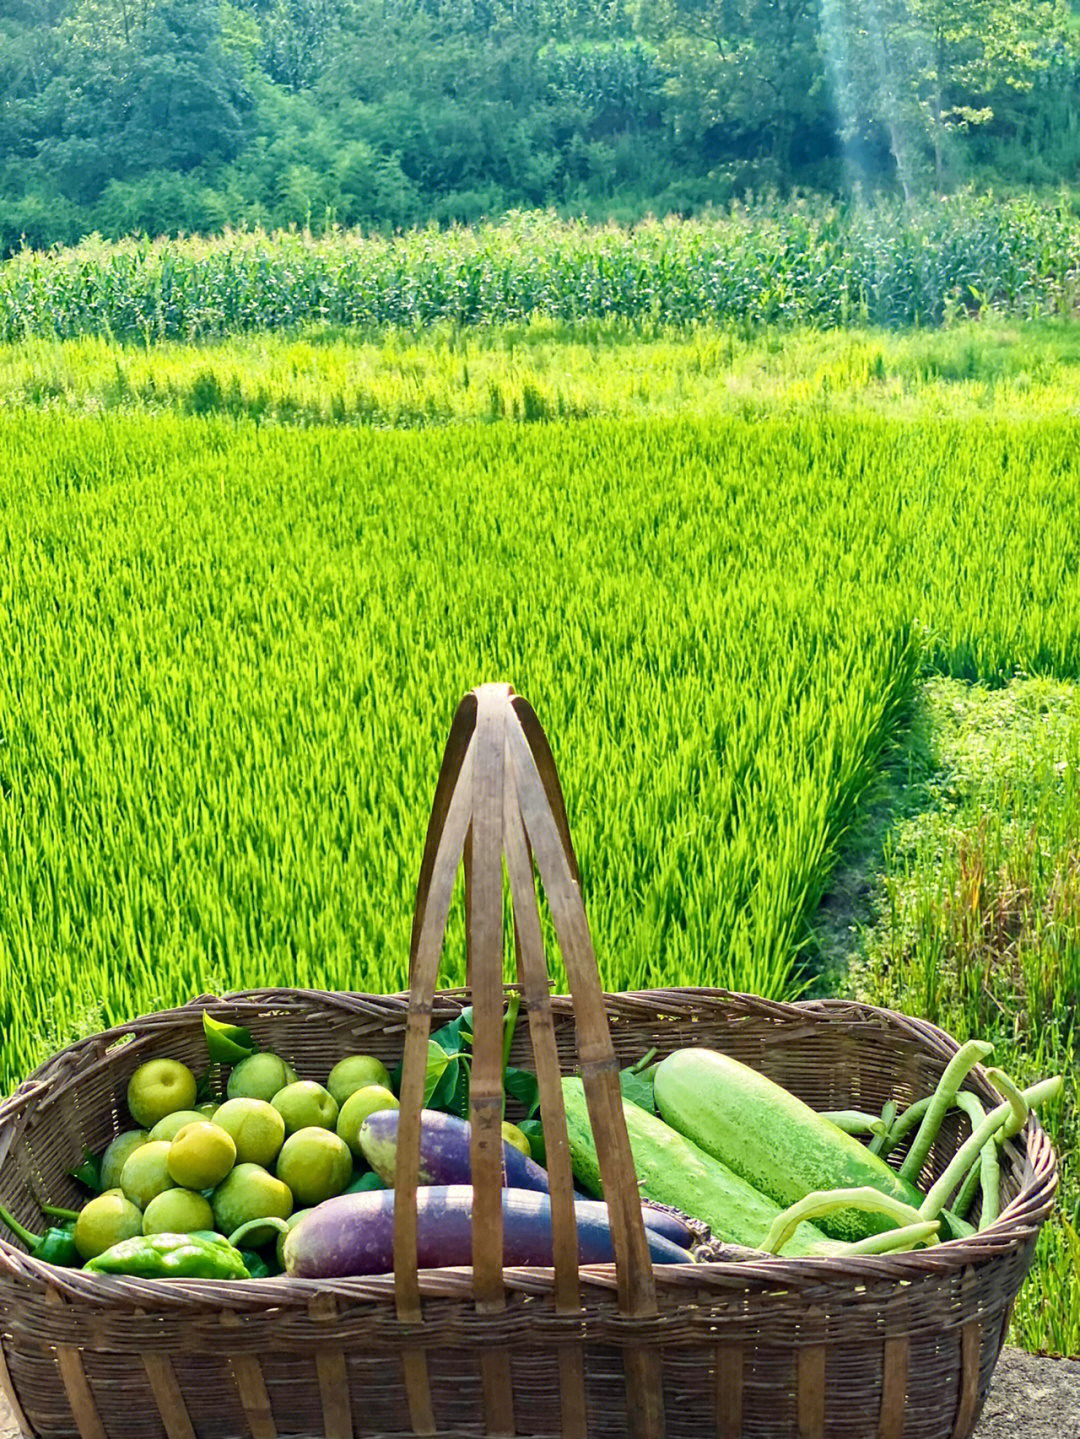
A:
[{"xmin": 0, "ymin": 1005, "xmax": 1062, "ymax": 1280}]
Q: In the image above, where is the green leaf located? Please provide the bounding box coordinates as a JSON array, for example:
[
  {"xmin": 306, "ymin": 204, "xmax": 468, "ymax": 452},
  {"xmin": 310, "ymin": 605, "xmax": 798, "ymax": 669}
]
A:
[
  {"xmin": 504, "ymin": 1066, "xmax": 541, "ymax": 1119},
  {"xmin": 429, "ymin": 1053, "xmax": 471, "ymax": 1117},
  {"xmin": 203, "ymin": 1012, "xmax": 256, "ymax": 1066},
  {"xmin": 619, "ymin": 1064, "xmax": 657, "ymax": 1114},
  {"xmin": 517, "ymin": 1119, "xmax": 546, "ymax": 1167},
  {"xmin": 423, "ymin": 1041, "xmax": 451, "ymax": 1105},
  {"xmin": 430, "ymin": 1007, "xmax": 474, "ymax": 1057},
  {"xmin": 69, "ymin": 1149, "xmax": 103, "ymax": 1193},
  {"xmin": 392, "ymin": 1040, "xmax": 456, "ymax": 1106}
]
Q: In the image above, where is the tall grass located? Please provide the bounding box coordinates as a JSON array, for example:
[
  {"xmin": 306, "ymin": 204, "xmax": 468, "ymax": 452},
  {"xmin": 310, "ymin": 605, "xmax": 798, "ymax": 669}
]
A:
[
  {"xmin": 2, "ymin": 195, "xmax": 1080, "ymax": 343},
  {"xmin": 851, "ymin": 678, "xmax": 1080, "ymax": 1355},
  {"xmin": 4, "ymin": 319, "xmax": 1080, "ymax": 428}
]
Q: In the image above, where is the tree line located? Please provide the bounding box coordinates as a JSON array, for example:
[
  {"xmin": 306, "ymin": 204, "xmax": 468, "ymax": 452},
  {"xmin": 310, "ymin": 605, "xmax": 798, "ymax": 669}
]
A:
[{"xmin": 1, "ymin": 0, "xmax": 1078, "ymax": 255}]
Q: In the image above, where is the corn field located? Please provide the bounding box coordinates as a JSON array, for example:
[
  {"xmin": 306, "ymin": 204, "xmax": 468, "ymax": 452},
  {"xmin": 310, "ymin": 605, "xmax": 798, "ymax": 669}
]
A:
[{"xmin": 3, "ymin": 195, "xmax": 1080, "ymax": 343}]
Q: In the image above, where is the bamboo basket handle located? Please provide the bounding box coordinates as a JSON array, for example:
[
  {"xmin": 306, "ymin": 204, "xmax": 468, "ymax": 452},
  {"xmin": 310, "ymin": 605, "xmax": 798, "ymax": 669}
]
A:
[{"xmin": 394, "ymin": 684, "xmax": 663, "ymax": 1439}]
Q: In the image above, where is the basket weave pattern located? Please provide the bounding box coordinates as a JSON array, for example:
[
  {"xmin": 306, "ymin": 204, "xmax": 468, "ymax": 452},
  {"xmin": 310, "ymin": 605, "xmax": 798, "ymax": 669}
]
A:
[
  {"xmin": 0, "ymin": 990, "xmax": 1057, "ymax": 1439},
  {"xmin": 0, "ymin": 687, "xmax": 1059, "ymax": 1439}
]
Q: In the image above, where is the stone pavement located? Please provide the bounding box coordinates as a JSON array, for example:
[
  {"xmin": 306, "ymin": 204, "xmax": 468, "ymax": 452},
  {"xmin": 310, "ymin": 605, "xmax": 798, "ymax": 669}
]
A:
[{"xmin": 1, "ymin": 1347, "xmax": 1078, "ymax": 1438}]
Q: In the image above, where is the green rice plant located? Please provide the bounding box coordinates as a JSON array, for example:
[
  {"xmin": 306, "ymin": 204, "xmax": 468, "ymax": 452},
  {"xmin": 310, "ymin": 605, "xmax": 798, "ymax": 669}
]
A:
[
  {"xmin": 0, "ymin": 406, "xmax": 1077, "ymax": 1353},
  {"xmin": 0, "ymin": 408, "xmax": 1079, "ymax": 1098}
]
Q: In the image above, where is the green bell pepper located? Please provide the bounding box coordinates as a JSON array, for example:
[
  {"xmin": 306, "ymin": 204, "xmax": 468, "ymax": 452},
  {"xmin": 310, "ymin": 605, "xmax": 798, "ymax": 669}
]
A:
[
  {"xmin": 0, "ymin": 1205, "xmax": 80, "ymax": 1267},
  {"xmin": 238, "ymin": 1248, "xmax": 277, "ymax": 1278},
  {"xmin": 84, "ymin": 1231, "xmax": 251, "ymax": 1279}
]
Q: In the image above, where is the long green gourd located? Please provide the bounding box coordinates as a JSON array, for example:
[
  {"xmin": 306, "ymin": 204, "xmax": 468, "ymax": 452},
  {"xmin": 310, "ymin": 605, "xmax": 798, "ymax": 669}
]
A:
[
  {"xmin": 560, "ymin": 1076, "xmax": 837, "ymax": 1256},
  {"xmin": 652, "ymin": 1048, "xmax": 933, "ymax": 1243}
]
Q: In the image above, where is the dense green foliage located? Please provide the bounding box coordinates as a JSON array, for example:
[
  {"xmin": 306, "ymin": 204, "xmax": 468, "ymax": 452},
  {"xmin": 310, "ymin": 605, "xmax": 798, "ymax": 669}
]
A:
[
  {"xmin": 5, "ymin": 200, "xmax": 1080, "ymax": 344},
  {"xmin": 1, "ymin": 0, "xmax": 1079, "ymax": 253}
]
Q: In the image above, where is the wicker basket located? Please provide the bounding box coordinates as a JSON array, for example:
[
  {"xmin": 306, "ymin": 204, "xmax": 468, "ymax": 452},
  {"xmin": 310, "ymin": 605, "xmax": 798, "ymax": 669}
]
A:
[{"xmin": 0, "ymin": 685, "xmax": 1059, "ymax": 1439}]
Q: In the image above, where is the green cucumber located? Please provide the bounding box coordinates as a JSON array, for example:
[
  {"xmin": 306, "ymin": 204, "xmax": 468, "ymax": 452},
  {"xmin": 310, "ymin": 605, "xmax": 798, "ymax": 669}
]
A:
[
  {"xmin": 560, "ymin": 1076, "xmax": 836, "ymax": 1257},
  {"xmin": 653, "ymin": 1048, "xmax": 928, "ymax": 1243}
]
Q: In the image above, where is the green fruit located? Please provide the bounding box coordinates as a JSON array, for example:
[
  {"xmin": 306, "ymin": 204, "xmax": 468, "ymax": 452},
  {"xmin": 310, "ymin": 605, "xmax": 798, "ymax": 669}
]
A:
[
  {"xmin": 276, "ymin": 1128, "xmax": 353, "ymax": 1206},
  {"xmin": 197, "ymin": 1102, "xmax": 220, "ymax": 1120},
  {"xmin": 213, "ymin": 1098, "xmax": 286, "ymax": 1167},
  {"xmin": 271, "ymin": 1081, "xmax": 338, "ymax": 1136},
  {"xmin": 148, "ymin": 1110, "xmax": 207, "ymax": 1143},
  {"xmin": 126, "ymin": 1059, "xmax": 198, "ymax": 1129},
  {"xmin": 142, "ymin": 1188, "xmax": 215, "ymax": 1235},
  {"xmin": 326, "ymin": 1055, "xmax": 391, "ymax": 1108},
  {"xmin": 227, "ymin": 1053, "xmax": 292, "ymax": 1104},
  {"xmin": 74, "ymin": 1191, "xmax": 144, "ymax": 1261},
  {"xmin": 100, "ymin": 1130, "xmax": 150, "ymax": 1191},
  {"xmin": 121, "ymin": 1141, "xmax": 176, "ymax": 1209},
  {"xmin": 652, "ymin": 1047, "xmax": 928, "ymax": 1243},
  {"xmin": 276, "ymin": 1208, "xmax": 312, "ymax": 1268},
  {"xmin": 212, "ymin": 1163, "xmax": 293, "ymax": 1247},
  {"xmin": 284, "ymin": 1064, "xmax": 299, "ymax": 1087},
  {"xmin": 501, "ymin": 1122, "xmax": 531, "ymax": 1156},
  {"xmin": 345, "ymin": 1169, "xmax": 388, "ymax": 1194},
  {"xmin": 336, "ymin": 1085, "xmax": 399, "ymax": 1158},
  {"xmin": 168, "ymin": 1123, "xmax": 237, "ymax": 1189}
]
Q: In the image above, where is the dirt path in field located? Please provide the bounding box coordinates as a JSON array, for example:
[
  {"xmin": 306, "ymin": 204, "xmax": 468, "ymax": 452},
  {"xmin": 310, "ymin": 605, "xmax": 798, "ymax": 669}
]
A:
[{"xmin": 1, "ymin": 1347, "xmax": 1077, "ymax": 1437}]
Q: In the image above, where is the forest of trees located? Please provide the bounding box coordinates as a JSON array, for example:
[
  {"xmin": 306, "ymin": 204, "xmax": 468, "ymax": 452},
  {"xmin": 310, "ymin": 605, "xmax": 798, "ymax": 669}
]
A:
[{"xmin": 2, "ymin": 0, "xmax": 1079, "ymax": 255}]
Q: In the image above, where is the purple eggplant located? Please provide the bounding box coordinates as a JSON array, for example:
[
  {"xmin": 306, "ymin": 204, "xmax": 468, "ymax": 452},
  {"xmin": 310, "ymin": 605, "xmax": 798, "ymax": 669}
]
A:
[
  {"xmin": 283, "ymin": 1185, "xmax": 695, "ymax": 1277},
  {"xmin": 359, "ymin": 1109, "xmax": 551, "ymax": 1192},
  {"xmin": 639, "ymin": 1200, "xmax": 709, "ymax": 1250}
]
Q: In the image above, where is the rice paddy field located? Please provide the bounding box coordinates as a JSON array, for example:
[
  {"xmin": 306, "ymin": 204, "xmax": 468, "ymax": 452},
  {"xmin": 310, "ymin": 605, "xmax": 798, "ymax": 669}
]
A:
[{"xmin": 0, "ymin": 216, "xmax": 1077, "ymax": 1354}]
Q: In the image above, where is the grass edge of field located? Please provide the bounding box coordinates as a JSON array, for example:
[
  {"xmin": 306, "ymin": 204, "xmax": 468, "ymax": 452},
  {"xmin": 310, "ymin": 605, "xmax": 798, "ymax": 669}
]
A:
[{"xmin": 814, "ymin": 674, "xmax": 1080, "ymax": 1357}]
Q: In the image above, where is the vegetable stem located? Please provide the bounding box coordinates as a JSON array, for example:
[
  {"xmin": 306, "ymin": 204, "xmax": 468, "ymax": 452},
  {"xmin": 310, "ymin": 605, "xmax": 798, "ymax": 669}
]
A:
[
  {"xmin": 41, "ymin": 1204, "xmax": 81, "ymax": 1222},
  {"xmin": 918, "ymin": 1076, "xmax": 1062, "ymax": 1221},
  {"xmin": 502, "ymin": 993, "xmax": 521, "ymax": 1076},
  {"xmin": 761, "ymin": 1187, "xmax": 925, "ymax": 1256},
  {"xmin": 899, "ymin": 1040, "xmax": 994, "ymax": 1184},
  {"xmin": 820, "ymin": 1110, "xmax": 888, "ymax": 1138},
  {"xmin": 631, "ymin": 1047, "xmax": 659, "ymax": 1075},
  {"xmin": 843, "ymin": 1220, "xmax": 941, "ymax": 1255},
  {"xmin": 951, "ymin": 1092, "xmax": 988, "ymax": 1219},
  {"xmin": 978, "ymin": 1138, "xmax": 1001, "ymax": 1229},
  {"xmin": 986, "ymin": 1068, "xmax": 1028, "ymax": 1142},
  {"xmin": 0, "ymin": 1205, "xmax": 41, "ymax": 1249},
  {"xmin": 867, "ymin": 1100, "xmax": 897, "ymax": 1156},
  {"xmin": 228, "ymin": 1217, "xmax": 291, "ymax": 1248}
]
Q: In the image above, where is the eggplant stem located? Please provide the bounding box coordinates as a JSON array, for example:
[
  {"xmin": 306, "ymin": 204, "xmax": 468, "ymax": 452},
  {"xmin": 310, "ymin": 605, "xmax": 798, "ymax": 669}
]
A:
[
  {"xmin": 761, "ymin": 1187, "xmax": 924, "ymax": 1256},
  {"xmin": 898, "ymin": 1040, "xmax": 994, "ymax": 1184}
]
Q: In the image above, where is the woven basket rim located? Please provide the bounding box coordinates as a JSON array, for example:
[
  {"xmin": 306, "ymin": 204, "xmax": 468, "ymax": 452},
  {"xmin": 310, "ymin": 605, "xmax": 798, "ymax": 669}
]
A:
[{"xmin": 0, "ymin": 985, "xmax": 1059, "ymax": 1308}]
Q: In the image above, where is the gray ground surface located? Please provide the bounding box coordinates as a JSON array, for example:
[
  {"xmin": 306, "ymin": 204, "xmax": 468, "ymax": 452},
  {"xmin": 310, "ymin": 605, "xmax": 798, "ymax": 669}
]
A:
[{"xmin": 1, "ymin": 1346, "xmax": 1077, "ymax": 1437}]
